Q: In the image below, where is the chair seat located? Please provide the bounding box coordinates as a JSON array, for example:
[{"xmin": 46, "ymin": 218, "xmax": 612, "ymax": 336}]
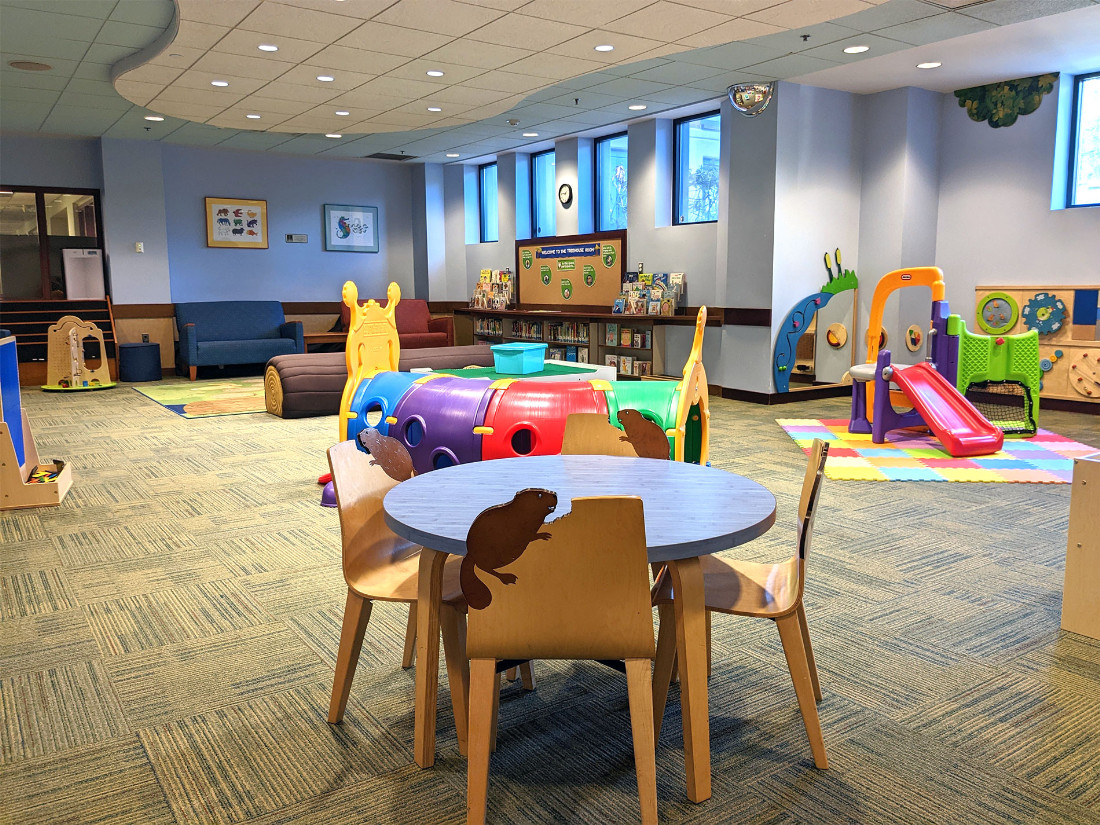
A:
[
  {"xmin": 653, "ymin": 554, "xmax": 800, "ymax": 619},
  {"xmin": 346, "ymin": 550, "xmax": 466, "ymax": 605}
]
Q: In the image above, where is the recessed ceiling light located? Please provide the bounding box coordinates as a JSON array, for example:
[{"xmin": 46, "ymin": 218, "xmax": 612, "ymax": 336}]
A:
[
  {"xmin": 258, "ymin": 44, "xmax": 279, "ymax": 52},
  {"xmin": 325, "ymin": 133, "xmax": 342, "ymax": 138},
  {"xmin": 144, "ymin": 115, "xmax": 164, "ymax": 121},
  {"xmin": 426, "ymin": 70, "xmax": 445, "ymax": 77},
  {"xmin": 246, "ymin": 114, "xmax": 261, "ymax": 119},
  {"xmin": 594, "ymin": 44, "xmax": 614, "ymax": 52},
  {"xmin": 8, "ymin": 60, "xmax": 52, "ymax": 71},
  {"xmin": 446, "ymin": 153, "xmax": 460, "ymax": 158},
  {"xmin": 628, "ymin": 104, "xmax": 647, "ymax": 111},
  {"xmin": 427, "ymin": 106, "xmax": 442, "ymax": 112},
  {"xmin": 916, "ymin": 62, "xmax": 941, "ymax": 69},
  {"xmin": 522, "ymin": 132, "xmax": 538, "ymax": 137},
  {"xmin": 843, "ymin": 45, "xmax": 869, "ymax": 54},
  {"xmin": 317, "ymin": 75, "xmax": 335, "ymax": 82},
  {"xmin": 211, "ymin": 80, "xmax": 229, "ymax": 87},
  {"xmin": 335, "ymin": 110, "xmax": 350, "ymax": 116}
]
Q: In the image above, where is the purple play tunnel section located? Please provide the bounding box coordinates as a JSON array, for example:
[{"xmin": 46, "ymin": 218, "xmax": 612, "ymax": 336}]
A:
[{"xmin": 390, "ymin": 376, "xmax": 497, "ymax": 475}]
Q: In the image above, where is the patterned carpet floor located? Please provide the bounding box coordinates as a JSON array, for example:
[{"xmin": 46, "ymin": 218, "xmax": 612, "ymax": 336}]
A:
[
  {"xmin": 1, "ymin": 384, "xmax": 1098, "ymax": 824},
  {"xmin": 777, "ymin": 419, "xmax": 1096, "ymax": 483}
]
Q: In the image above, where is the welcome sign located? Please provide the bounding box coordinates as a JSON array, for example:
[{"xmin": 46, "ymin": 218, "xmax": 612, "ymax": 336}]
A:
[{"xmin": 516, "ymin": 230, "xmax": 625, "ymax": 308}]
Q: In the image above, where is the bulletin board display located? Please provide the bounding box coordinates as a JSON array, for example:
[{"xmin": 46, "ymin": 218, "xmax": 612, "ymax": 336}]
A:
[{"xmin": 516, "ymin": 231, "xmax": 626, "ymax": 309}]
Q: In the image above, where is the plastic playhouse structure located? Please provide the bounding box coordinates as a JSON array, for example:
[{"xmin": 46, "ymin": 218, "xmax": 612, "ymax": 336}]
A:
[
  {"xmin": 42, "ymin": 315, "xmax": 116, "ymax": 391},
  {"xmin": 337, "ymin": 281, "xmax": 711, "ymax": 472},
  {"xmin": 849, "ymin": 267, "xmax": 1040, "ymax": 457}
]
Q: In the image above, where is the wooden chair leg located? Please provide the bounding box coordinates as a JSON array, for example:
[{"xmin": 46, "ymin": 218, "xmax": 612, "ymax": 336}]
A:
[
  {"xmin": 401, "ymin": 601, "xmax": 417, "ymax": 669},
  {"xmin": 669, "ymin": 557, "xmax": 711, "ymax": 802},
  {"xmin": 328, "ymin": 590, "xmax": 372, "ymax": 724},
  {"xmin": 489, "ymin": 670, "xmax": 502, "ymax": 753},
  {"xmin": 626, "ymin": 658, "xmax": 659, "ymax": 825},
  {"xmin": 518, "ymin": 661, "xmax": 536, "ymax": 691},
  {"xmin": 440, "ymin": 605, "xmax": 470, "ymax": 756},
  {"xmin": 776, "ymin": 614, "xmax": 828, "ymax": 769},
  {"xmin": 415, "ymin": 548, "xmax": 447, "ymax": 768},
  {"xmin": 705, "ymin": 610, "xmax": 712, "ymax": 679},
  {"xmin": 652, "ymin": 601, "xmax": 677, "ymax": 742},
  {"xmin": 467, "ymin": 659, "xmax": 496, "ymax": 825},
  {"xmin": 503, "ymin": 666, "xmax": 518, "ymax": 681},
  {"xmin": 796, "ymin": 602, "xmax": 822, "ymax": 702}
]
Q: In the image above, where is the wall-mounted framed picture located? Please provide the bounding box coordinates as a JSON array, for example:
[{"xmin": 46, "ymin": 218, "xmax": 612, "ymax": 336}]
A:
[
  {"xmin": 205, "ymin": 197, "xmax": 268, "ymax": 248},
  {"xmin": 323, "ymin": 203, "xmax": 379, "ymax": 253}
]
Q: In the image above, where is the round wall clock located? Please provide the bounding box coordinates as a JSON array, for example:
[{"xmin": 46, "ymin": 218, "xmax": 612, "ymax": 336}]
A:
[{"xmin": 557, "ymin": 183, "xmax": 573, "ymax": 208}]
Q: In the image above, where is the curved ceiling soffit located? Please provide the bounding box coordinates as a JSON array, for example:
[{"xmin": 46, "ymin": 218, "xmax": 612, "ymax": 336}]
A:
[{"xmin": 110, "ymin": 0, "xmax": 867, "ymax": 138}]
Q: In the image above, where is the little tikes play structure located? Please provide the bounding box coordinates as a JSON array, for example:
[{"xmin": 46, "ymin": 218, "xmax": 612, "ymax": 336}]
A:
[
  {"xmin": 42, "ymin": 315, "xmax": 116, "ymax": 391},
  {"xmin": 1, "ymin": 334, "xmax": 73, "ymax": 510},
  {"xmin": 337, "ymin": 281, "xmax": 710, "ymax": 470},
  {"xmin": 848, "ymin": 267, "xmax": 1039, "ymax": 457}
]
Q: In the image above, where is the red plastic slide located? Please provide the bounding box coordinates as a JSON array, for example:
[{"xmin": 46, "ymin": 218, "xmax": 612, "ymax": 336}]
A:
[{"xmin": 890, "ymin": 362, "xmax": 1004, "ymax": 457}]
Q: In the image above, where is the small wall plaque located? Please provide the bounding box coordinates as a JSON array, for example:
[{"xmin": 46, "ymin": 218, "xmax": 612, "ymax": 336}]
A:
[{"xmin": 285, "ymin": 234, "xmax": 308, "ymax": 243}]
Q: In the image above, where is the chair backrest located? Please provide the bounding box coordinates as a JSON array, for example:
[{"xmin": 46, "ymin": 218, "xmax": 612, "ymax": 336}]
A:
[
  {"xmin": 327, "ymin": 439, "xmax": 419, "ymax": 587},
  {"xmin": 464, "ymin": 495, "xmax": 655, "ymax": 662},
  {"xmin": 796, "ymin": 439, "xmax": 829, "ymax": 563},
  {"xmin": 561, "ymin": 413, "xmax": 640, "ymax": 457}
]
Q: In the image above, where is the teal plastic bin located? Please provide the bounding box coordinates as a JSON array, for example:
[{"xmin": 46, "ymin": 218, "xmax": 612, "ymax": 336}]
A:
[{"xmin": 491, "ymin": 342, "xmax": 547, "ymax": 374}]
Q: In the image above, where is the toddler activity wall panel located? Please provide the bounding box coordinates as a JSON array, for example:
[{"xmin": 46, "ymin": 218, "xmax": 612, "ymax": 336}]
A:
[{"xmin": 975, "ymin": 286, "xmax": 1100, "ymax": 404}]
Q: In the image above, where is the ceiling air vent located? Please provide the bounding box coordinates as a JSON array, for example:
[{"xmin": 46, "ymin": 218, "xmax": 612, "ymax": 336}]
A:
[{"xmin": 365, "ymin": 152, "xmax": 417, "ymax": 161}]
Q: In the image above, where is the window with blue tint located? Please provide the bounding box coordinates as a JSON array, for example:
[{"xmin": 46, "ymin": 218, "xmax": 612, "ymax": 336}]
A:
[
  {"xmin": 674, "ymin": 112, "xmax": 721, "ymax": 224},
  {"xmin": 595, "ymin": 132, "xmax": 628, "ymax": 231},
  {"xmin": 532, "ymin": 150, "xmax": 556, "ymax": 237},
  {"xmin": 479, "ymin": 162, "xmax": 498, "ymax": 242},
  {"xmin": 1070, "ymin": 72, "xmax": 1100, "ymax": 207}
]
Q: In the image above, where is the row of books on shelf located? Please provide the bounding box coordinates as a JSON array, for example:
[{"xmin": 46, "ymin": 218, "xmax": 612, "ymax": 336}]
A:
[
  {"xmin": 474, "ymin": 318, "xmax": 503, "ymax": 336},
  {"xmin": 547, "ymin": 345, "xmax": 590, "ymax": 363},
  {"xmin": 547, "ymin": 320, "xmax": 589, "ymax": 345},
  {"xmin": 509, "ymin": 320, "xmax": 543, "ymax": 339},
  {"xmin": 612, "ymin": 271, "xmax": 685, "ymax": 315},
  {"xmin": 470, "ymin": 269, "xmax": 514, "ymax": 310},
  {"xmin": 605, "ymin": 354, "xmax": 652, "ymax": 376},
  {"xmin": 605, "ymin": 324, "xmax": 652, "ymax": 349}
]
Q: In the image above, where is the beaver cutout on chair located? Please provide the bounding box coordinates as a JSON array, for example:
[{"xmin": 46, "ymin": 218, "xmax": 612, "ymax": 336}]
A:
[
  {"xmin": 356, "ymin": 429, "xmax": 416, "ymax": 482},
  {"xmin": 462, "ymin": 489, "xmax": 558, "ymax": 610},
  {"xmin": 617, "ymin": 409, "xmax": 670, "ymax": 461}
]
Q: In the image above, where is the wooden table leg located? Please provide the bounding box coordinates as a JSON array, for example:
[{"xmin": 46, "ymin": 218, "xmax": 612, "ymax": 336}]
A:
[
  {"xmin": 669, "ymin": 557, "xmax": 711, "ymax": 803},
  {"xmin": 415, "ymin": 548, "xmax": 447, "ymax": 768}
]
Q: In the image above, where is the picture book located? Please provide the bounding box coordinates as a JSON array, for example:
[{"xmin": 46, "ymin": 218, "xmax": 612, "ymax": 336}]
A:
[
  {"xmin": 647, "ymin": 300, "xmax": 660, "ymax": 315},
  {"xmin": 621, "ymin": 327, "xmax": 633, "ymax": 346},
  {"xmin": 620, "ymin": 355, "xmax": 634, "ymax": 374},
  {"xmin": 605, "ymin": 354, "xmax": 619, "ymax": 368},
  {"xmin": 606, "ymin": 323, "xmax": 619, "ymax": 345},
  {"xmin": 612, "ymin": 297, "xmax": 626, "ymax": 314},
  {"xmin": 633, "ymin": 332, "xmax": 642, "ymax": 348}
]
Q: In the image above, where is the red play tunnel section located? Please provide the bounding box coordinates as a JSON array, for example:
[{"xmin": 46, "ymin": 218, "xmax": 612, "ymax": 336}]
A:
[{"xmin": 481, "ymin": 381, "xmax": 609, "ymax": 460}]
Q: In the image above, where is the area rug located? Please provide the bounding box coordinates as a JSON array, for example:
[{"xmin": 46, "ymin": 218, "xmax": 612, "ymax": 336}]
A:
[
  {"xmin": 133, "ymin": 378, "xmax": 267, "ymax": 418},
  {"xmin": 776, "ymin": 418, "xmax": 1095, "ymax": 483}
]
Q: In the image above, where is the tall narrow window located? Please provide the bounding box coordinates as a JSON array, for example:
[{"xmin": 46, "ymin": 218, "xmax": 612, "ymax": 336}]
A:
[
  {"xmin": 674, "ymin": 112, "xmax": 721, "ymax": 224},
  {"xmin": 1070, "ymin": 71, "xmax": 1100, "ymax": 207},
  {"xmin": 479, "ymin": 162, "xmax": 498, "ymax": 242},
  {"xmin": 532, "ymin": 150, "xmax": 556, "ymax": 237},
  {"xmin": 595, "ymin": 132, "xmax": 628, "ymax": 231}
]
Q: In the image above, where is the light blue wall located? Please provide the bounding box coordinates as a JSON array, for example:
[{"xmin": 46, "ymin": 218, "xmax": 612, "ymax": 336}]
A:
[
  {"xmin": 161, "ymin": 144, "xmax": 416, "ymax": 303},
  {"xmin": 0, "ymin": 135, "xmax": 103, "ymax": 190}
]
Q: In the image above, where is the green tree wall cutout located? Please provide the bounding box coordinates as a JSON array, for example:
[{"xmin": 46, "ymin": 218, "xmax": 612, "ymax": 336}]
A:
[{"xmin": 954, "ymin": 73, "xmax": 1059, "ymax": 128}]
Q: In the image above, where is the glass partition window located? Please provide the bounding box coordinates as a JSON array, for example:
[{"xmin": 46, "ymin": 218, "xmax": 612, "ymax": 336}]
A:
[
  {"xmin": 674, "ymin": 112, "xmax": 721, "ymax": 224},
  {"xmin": 532, "ymin": 150, "xmax": 556, "ymax": 237},
  {"xmin": 479, "ymin": 162, "xmax": 499, "ymax": 243},
  {"xmin": 595, "ymin": 133, "xmax": 628, "ymax": 231},
  {"xmin": 1070, "ymin": 71, "xmax": 1100, "ymax": 207}
]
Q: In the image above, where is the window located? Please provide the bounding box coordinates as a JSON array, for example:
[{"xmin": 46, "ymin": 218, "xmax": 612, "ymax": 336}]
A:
[
  {"xmin": 479, "ymin": 162, "xmax": 498, "ymax": 242},
  {"xmin": 531, "ymin": 150, "xmax": 556, "ymax": 237},
  {"xmin": 595, "ymin": 133, "xmax": 628, "ymax": 231},
  {"xmin": 674, "ymin": 112, "xmax": 721, "ymax": 224},
  {"xmin": 1070, "ymin": 71, "xmax": 1100, "ymax": 207}
]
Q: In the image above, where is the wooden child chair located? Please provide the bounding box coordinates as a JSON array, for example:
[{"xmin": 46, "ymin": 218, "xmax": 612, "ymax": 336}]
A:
[
  {"xmin": 463, "ymin": 494, "xmax": 659, "ymax": 824},
  {"xmin": 561, "ymin": 412, "xmax": 670, "ymax": 460},
  {"xmin": 651, "ymin": 439, "xmax": 831, "ymax": 770}
]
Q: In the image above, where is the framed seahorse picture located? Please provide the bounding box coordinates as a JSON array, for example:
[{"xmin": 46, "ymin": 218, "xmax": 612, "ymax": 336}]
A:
[
  {"xmin": 205, "ymin": 197, "xmax": 267, "ymax": 249},
  {"xmin": 323, "ymin": 204, "xmax": 379, "ymax": 253}
]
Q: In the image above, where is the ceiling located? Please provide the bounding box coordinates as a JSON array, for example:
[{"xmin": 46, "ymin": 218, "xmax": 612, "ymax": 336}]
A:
[{"xmin": 1, "ymin": 0, "xmax": 1098, "ymax": 164}]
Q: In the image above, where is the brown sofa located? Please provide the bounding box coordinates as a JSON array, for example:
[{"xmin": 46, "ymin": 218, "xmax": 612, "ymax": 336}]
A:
[{"xmin": 339, "ymin": 298, "xmax": 452, "ymax": 348}]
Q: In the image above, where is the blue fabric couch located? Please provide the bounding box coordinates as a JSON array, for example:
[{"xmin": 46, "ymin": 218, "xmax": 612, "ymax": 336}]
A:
[{"xmin": 175, "ymin": 301, "xmax": 303, "ymax": 380}]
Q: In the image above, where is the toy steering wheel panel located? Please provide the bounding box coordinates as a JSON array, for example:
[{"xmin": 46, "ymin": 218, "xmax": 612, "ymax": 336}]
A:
[{"xmin": 976, "ymin": 291, "xmax": 1018, "ymax": 335}]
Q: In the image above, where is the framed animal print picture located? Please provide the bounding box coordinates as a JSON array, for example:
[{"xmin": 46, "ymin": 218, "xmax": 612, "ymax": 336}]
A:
[
  {"xmin": 323, "ymin": 204, "xmax": 379, "ymax": 253},
  {"xmin": 205, "ymin": 197, "xmax": 268, "ymax": 249}
]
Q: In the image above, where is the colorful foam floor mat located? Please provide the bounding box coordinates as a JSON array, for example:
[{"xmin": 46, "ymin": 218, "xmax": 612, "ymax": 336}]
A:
[
  {"xmin": 134, "ymin": 378, "xmax": 267, "ymax": 418},
  {"xmin": 776, "ymin": 418, "xmax": 1096, "ymax": 483}
]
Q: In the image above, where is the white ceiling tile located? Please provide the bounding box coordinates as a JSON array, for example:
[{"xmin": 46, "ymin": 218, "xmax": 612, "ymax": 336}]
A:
[
  {"xmin": 253, "ymin": 79, "xmax": 342, "ymax": 103},
  {"xmin": 326, "ymin": 89, "xmax": 407, "ymax": 109},
  {"xmin": 676, "ymin": 17, "xmax": 787, "ymax": 48},
  {"xmin": 455, "ymin": 0, "xmax": 528, "ymax": 10},
  {"xmin": 386, "ymin": 59, "xmax": 487, "ymax": 85},
  {"xmin": 56, "ymin": 90, "xmax": 133, "ymax": 112},
  {"xmin": 418, "ymin": 84, "xmax": 511, "ymax": 106},
  {"xmin": 797, "ymin": 31, "xmax": 911, "ymax": 62},
  {"xmin": 83, "ymin": 42, "xmax": 142, "ymax": 65},
  {"xmin": 237, "ymin": 94, "xmax": 322, "ymax": 114},
  {"xmin": 0, "ymin": 5, "xmax": 103, "ymax": 42},
  {"xmin": 114, "ymin": 79, "xmax": 163, "ymax": 107},
  {"xmin": 582, "ymin": 76, "xmax": 671, "ymax": 98},
  {"xmin": 192, "ymin": 48, "xmax": 295, "ymax": 83},
  {"xmin": 212, "ymin": 131, "xmax": 299, "ymax": 150},
  {"xmin": 831, "ymin": 0, "xmax": 939, "ymax": 33},
  {"xmin": 173, "ymin": 69, "xmax": 268, "ymax": 95},
  {"xmin": 178, "ymin": 0, "xmax": 260, "ymax": 27},
  {"xmin": 110, "ymin": 0, "xmax": 176, "ymax": 27},
  {"xmin": 171, "ymin": 21, "xmax": 231, "ymax": 51},
  {"xmin": 463, "ymin": 71, "xmax": 547, "ymax": 94},
  {"xmin": 73, "ymin": 62, "xmax": 115, "ymax": 81},
  {"xmin": 354, "ymin": 75, "xmax": 441, "ymax": 99},
  {"xmin": 675, "ymin": 0, "xmax": 781, "ymax": 13},
  {"xmin": 305, "ymin": 44, "xmax": 408, "ymax": 75},
  {"xmin": 746, "ymin": 0, "xmax": 872, "ymax": 29},
  {"xmin": 603, "ymin": 2, "xmax": 727, "ymax": 42},
  {"xmin": 504, "ymin": 53, "xmax": 606, "ymax": 81},
  {"xmin": 236, "ymin": 2, "xmax": 363, "ymax": 41},
  {"xmin": 116, "ymin": 63, "xmax": 187, "ymax": 86},
  {"xmin": 467, "ymin": 14, "xmax": 589, "ymax": 48},
  {"xmin": 644, "ymin": 86, "xmax": 718, "ymax": 105},
  {"xmin": 153, "ymin": 84, "xmax": 244, "ymax": 105},
  {"xmin": 277, "ymin": 63, "xmax": 376, "ymax": 89},
  {"xmin": 206, "ymin": 109, "xmax": 293, "ymax": 129},
  {"xmin": 740, "ymin": 52, "xmax": 839, "ymax": 77},
  {"xmin": 418, "ymin": 39, "xmax": 527, "ymax": 69},
  {"xmin": 336, "ymin": 22, "xmax": 453, "ymax": 57},
  {"xmin": 374, "ymin": 0, "xmax": 505, "ymax": 36},
  {"xmin": 272, "ymin": 0, "xmax": 396, "ymax": 19},
  {"xmin": 146, "ymin": 99, "xmax": 228, "ymax": 119},
  {"xmin": 370, "ymin": 110, "xmax": 446, "ymax": 128},
  {"xmin": 873, "ymin": 12, "xmax": 997, "ymax": 46},
  {"xmin": 626, "ymin": 60, "xmax": 724, "ymax": 85},
  {"xmin": 161, "ymin": 122, "xmax": 233, "ymax": 145},
  {"xmin": 96, "ymin": 20, "xmax": 166, "ymax": 49},
  {"xmin": 147, "ymin": 46, "xmax": 206, "ymax": 70},
  {"xmin": 212, "ymin": 29, "xmax": 326, "ymax": 63},
  {"xmin": 1, "ymin": 85, "xmax": 60, "ymax": 105},
  {"xmin": 1, "ymin": 33, "xmax": 88, "ymax": 62},
  {"xmin": 673, "ymin": 39, "xmax": 783, "ymax": 69},
  {"xmin": 546, "ymin": 30, "xmax": 668, "ymax": 64},
  {"xmin": 519, "ymin": 0, "xmax": 652, "ymax": 28}
]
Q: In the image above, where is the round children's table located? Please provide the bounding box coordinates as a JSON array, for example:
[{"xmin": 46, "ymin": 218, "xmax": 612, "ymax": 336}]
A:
[{"xmin": 383, "ymin": 454, "xmax": 777, "ymax": 804}]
